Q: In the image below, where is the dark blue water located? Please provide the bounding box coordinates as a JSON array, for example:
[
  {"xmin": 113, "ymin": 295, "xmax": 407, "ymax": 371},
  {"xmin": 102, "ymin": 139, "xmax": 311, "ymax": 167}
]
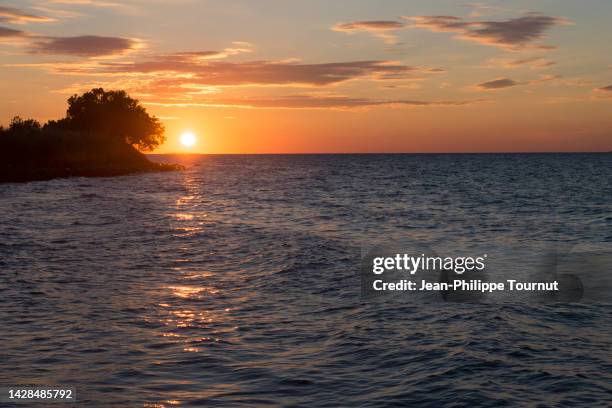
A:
[{"xmin": 0, "ymin": 154, "xmax": 610, "ymax": 407}]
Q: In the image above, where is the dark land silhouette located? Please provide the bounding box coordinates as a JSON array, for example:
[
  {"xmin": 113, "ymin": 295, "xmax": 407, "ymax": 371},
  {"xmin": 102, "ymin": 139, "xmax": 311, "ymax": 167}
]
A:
[{"xmin": 0, "ymin": 88, "xmax": 181, "ymax": 183}]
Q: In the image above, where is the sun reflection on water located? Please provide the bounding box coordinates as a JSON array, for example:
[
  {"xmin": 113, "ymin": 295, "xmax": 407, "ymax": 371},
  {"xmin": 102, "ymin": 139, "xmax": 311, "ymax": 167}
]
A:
[
  {"xmin": 156, "ymin": 248, "xmax": 241, "ymax": 343},
  {"xmin": 182, "ymin": 272, "xmax": 215, "ymax": 279},
  {"xmin": 156, "ymin": 176, "xmax": 236, "ymax": 360},
  {"xmin": 173, "ymin": 213, "xmax": 194, "ymax": 220},
  {"xmin": 168, "ymin": 286, "xmax": 206, "ymax": 298}
]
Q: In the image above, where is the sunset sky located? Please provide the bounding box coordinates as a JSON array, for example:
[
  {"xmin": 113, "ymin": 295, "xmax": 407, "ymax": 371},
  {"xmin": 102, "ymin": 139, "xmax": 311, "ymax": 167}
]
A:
[{"xmin": 1, "ymin": 0, "xmax": 611, "ymax": 153}]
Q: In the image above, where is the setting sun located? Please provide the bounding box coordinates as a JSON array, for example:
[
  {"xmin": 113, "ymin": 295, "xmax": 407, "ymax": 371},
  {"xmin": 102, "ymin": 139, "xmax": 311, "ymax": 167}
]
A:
[{"xmin": 180, "ymin": 131, "xmax": 197, "ymax": 148}]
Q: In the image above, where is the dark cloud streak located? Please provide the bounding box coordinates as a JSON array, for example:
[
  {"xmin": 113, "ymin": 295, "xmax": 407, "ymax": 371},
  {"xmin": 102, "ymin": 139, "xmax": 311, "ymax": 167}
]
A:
[
  {"xmin": 147, "ymin": 95, "xmax": 479, "ymax": 109},
  {"xmin": 408, "ymin": 13, "xmax": 567, "ymax": 49},
  {"xmin": 30, "ymin": 35, "xmax": 138, "ymax": 56},
  {"xmin": 506, "ymin": 56, "xmax": 555, "ymax": 68},
  {"xmin": 478, "ymin": 78, "xmax": 518, "ymax": 89},
  {"xmin": 0, "ymin": 26, "xmax": 26, "ymax": 37}
]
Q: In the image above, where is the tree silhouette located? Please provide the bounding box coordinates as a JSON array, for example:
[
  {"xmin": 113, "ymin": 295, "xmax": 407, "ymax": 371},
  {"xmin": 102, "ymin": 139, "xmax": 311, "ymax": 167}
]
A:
[
  {"xmin": 0, "ymin": 88, "xmax": 180, "ymax": 182},
  {"xmin": 8, "ymin": 116, "xmax": 42, "ymax": 134},
  {"xmin": 55, "ymin": 88, "xmax": 165, "ymax": 151}
]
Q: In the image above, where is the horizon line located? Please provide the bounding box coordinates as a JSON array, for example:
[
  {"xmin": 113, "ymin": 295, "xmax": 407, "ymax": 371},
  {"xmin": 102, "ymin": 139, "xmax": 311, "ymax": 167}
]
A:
[{"xmin": 149, "ymin": 151, "xmax": 612, "ymax": 155}]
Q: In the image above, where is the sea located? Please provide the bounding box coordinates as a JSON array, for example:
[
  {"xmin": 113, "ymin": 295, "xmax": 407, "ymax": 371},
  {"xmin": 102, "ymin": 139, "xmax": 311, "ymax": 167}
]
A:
[{"xmin": 0, "ymin": 154, "xmax": 610, "ymax": 407}]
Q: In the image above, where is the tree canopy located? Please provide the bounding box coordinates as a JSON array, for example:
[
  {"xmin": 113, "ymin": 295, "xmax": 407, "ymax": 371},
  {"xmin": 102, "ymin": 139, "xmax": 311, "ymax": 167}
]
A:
[
  {"xmin": 51, "ymin": 88, "xmax": 166, "ymax": 151},
  {"xmin": 8, "ymin": 116, "xmax": 42, "ymax": 134}
]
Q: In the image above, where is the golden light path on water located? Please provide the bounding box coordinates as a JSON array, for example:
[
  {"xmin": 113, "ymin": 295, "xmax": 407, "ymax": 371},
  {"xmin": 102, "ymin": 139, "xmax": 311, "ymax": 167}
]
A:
[{"xmin": 150, "ymin": 169, "xmax": 241, "ymax": 383}]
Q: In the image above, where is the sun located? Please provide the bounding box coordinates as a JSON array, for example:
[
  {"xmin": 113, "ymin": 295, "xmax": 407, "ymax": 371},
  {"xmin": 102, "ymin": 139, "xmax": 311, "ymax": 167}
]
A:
[{"xmin": 180, "ymin": 131, "xmax": 197, "ymax": 147}]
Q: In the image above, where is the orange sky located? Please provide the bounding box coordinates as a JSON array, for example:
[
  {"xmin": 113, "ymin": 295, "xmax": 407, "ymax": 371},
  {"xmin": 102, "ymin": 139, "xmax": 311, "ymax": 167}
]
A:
[{"xmin": 1, "ymin": 1, "xmax": 611, "ymax": 153}]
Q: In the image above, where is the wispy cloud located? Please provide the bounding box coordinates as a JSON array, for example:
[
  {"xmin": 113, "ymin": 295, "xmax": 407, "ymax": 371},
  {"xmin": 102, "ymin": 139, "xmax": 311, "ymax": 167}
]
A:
[
  {"xmin": 0, "ymin": 6, "xmax": 55, "ymax": 24},
  {"xmin": 476, "ymin": 74, "xmax": 562, "ymax": 90},
  {"xmin": 0, "ymin": 5, "xmax": 140, "ymax": 57},
  {"xmin": 46, "ymin": 0, "xmax": 124, "ymax": 8},
  {"xmin": 595, "ymin": 84, "xmax": 612, "ymax": 98},
  {"xmin": 489, "ymin": 56, "xmax": 556, "ymax": 69},
  {"xmin": 162, "ymin": 41, "xmax": 253, "ymax": 60},
  {"xmin": 332, "ymin": 20, "xmax": 405, "ymax": 44},
  {"xmin": 6, "ymin": 60, "xmax": 106, "ymax": 73},
  {"xmin": 144, "ymin": 95, "xmax": 479, "ymax": 110},
  {"xmin": 464, "ymin": 3, "xmax": 506, "ymax": 18},
  {"xmin": 406, "ymin": 13, "xmax": 569, "ymax": 50},
  {"xmin": 530, "ymin": 74, "xmax": 562, "ymax": 84},
  {"xmin": 25, "ymin": 49, "xmax": 456, "ymax": 110},
  {"xmin": 99, "ymin": 58, "xmax": 435, "ymax": 86}
]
